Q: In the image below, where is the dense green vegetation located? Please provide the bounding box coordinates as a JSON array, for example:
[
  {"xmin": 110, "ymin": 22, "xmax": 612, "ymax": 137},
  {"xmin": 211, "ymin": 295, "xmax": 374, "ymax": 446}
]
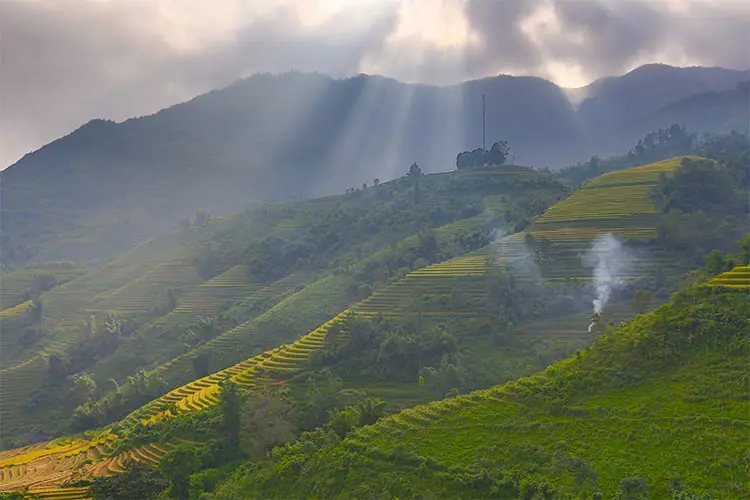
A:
[
  {"xmin": 2, "ymin": 164, "xmax": 565, "ymax": 446},
  {"xmin": 2, "ymin": 66, "xmax": 746, "ymax": 272},
  {"xmin": 1, "ymin": 126, "xmax": 747, "ymax": 499},
  {"xmin": 556, "ymin": 126, "xmax": 748, "ymax": 189},
  {"xmin": 205, "ymin": 284, "xmax": 749, "ymax": 499}
]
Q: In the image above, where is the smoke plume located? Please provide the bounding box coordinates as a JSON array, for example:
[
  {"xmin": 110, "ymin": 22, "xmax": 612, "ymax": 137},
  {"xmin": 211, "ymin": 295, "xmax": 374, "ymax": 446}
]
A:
[{"xmin": 582, "ymin": 233, "xmax": 631, "ymax": 331}]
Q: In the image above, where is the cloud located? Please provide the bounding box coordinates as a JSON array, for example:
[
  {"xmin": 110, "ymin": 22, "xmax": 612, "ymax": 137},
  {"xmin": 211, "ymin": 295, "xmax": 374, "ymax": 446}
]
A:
[
  {"xmin": 0, "ymin": 0, "xmax": 399, "ymax": 167},
  {"xmin": 462, "ymin": 0, "xmax": 750, "ymax": 85},
  {"xmin": 0, "ymin": 0, "xmax": 747, "ymax": 168}
]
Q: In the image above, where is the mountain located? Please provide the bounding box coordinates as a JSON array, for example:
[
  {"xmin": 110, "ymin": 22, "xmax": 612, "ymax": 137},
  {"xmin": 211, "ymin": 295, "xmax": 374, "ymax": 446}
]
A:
[
  {"xmin": 576, "ymin": 63, "xmax": 749, "ymax": 134},
  {"xmin": 637, "ymin": 80, "xmax": 750, "ymax": 135},
  {"xmin": 1, "ymin": 65, "xmax": 747, "ymax": 270}
]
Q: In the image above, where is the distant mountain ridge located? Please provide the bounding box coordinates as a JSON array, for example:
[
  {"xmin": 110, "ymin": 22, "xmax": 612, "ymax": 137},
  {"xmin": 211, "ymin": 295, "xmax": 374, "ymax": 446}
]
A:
[{"xmin": 1, "ymin": 64, "xmax": 748, "ymax": 269}]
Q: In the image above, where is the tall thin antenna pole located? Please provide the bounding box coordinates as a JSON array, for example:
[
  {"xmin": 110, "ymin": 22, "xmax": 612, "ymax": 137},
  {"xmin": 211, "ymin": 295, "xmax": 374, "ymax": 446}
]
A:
[{"xmin": 482, "ymin": 94, "xmax": 486, "ymax": 151}]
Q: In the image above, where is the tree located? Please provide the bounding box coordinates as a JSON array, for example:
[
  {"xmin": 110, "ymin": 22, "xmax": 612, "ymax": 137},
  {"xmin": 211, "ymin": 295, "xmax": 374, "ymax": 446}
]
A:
[
  {"xmin": 30, "ymin": 296, "xmax": 43, "ymax": 322},
  {"xmin": 738, "ymin": 234, "xmax": 750, "ymax": 265},
  {"xmin": 71, "ymin": 373, "xmax": 97, "ymax": 406},
  {"xmin": 407, "ymin": 162, "xmax": 422, "ymax": 179},
  {"xmin": 487, "ymin": 141, "xmax": 510, "ymax": 165},
  {"xmin": 161, "ymin": 445, "xmax": 200, "ymax": 499},
  {"xmin": 703, "ymin": 249, "xmax": 728, "ymax": 276},
  {"xmin": 47, "ymin": 353, "xmax": 70, "ymax": 382},
  {"xmin": 218, "ymin": 379, "xmax": 242, "ymax": 447},
  {"xmin": 614, "ymin": 477, "xmax": 648, "ymax": 500},
  {"xmin": 194, "ymin": 209, "xmax": 212, "ymax": 228},
  {"xmin": 191, "ymin": 351, "xmax": 212, "ymax": 379},
  {"xmin": 456, "ymin": 150, "xmax": 473, "ymax": 169},
  {"xmin": 89, "ymin": 459, "xmax": 167, "ymax": 500},
  {"xmin": 178, "ymin": 217, "xmax": 191, "ymax": 238},
  {"xmin": 166, "ymin": 287, "xmax": 178, "ymax": 310},
  {"xmin": 407, "ymin": 162, "xmax": 422, "ymax": 203},
  {"xmin": 632, "ymin": 290, "xmax": 653, "ymax": 315},
  {"xmin": 327, "ymin": 407, "xmax": 359, "ymax": 439},
  {"xmin": 355, "ymin": 398, "xmax": 386, "ymax": 426},
  {"xmin": 240, "ymin": 391, "xmax": 296, "ymax": 458},
  {"xmin": 418, "ymin": 230, "xmax": 438, "ymax": 264}
]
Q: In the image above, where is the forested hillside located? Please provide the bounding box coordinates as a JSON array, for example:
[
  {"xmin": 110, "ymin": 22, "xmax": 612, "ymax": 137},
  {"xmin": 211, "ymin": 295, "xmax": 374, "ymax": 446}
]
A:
[
  {"xmin": 1, "ymin": 164, "xmax": 564, "ymax": 445},
  {"xmin": 211, "ymin": 284, "xmax": 748, "ymax": 499},
  {"xmin": 1, "ymin": 151, "xmax": 747, "ymax": 499},
  {"xmin": 2, "ymin": 64, "xmax": 747, "ymax": 270}
]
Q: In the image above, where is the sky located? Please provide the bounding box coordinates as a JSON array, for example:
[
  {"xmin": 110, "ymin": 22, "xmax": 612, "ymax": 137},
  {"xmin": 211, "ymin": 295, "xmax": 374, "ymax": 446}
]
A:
[{"xmin": 1, "ymin": 0, "xmax": 748, "ymax": 169}]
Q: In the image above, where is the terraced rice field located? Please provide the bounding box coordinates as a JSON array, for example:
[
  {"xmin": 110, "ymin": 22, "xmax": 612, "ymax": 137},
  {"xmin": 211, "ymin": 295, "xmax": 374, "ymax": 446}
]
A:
[
  {"xmin": 353, "ymin": 255, "xmax": 490, "ymax": 320},
  {"xmin": 0, "ymin": 431, "xmax": 181, "ymax": 499},
  {"xmin": 0, "ymin": 300, "xmax": 32, "ymax": 329},
  {"xmin": 87, "ymin": 259, "xmax": 202, "ymax": 314},
  {"xmin": 143, "ymin": 264, "xmax": 260, "ymax": 328},
  {"xmin": 0, "ymin": 264, "xmax": 86, "ymax": 311},
  {"xmin": 536, "ymin": 157, "xmax": 694, "ymax": 225},
  {"xmin": 0, "ymin": 160, "xmax": 700, "ymax": 495},
  {"xmin": 495, "ymin": 157, "xmax": 697, "ymax": 283},
  {"xmin": 0, "ymin": 236, "xmax": 190, "ymax": 437},
  {"xmin": 151, "ymin": 270, "xmax": 316, "ymax": 385},
  {"xmin": 0, "ymin": 300, "xmax": 34, "ymax": 383},
  {"xmin": 125, "ymin": 312, "xmax": 349, "ymax": 427},
  {"xmin": 0, "ymin": 250, "xmax": 499, "ymax": 494},
  {"xmin": 707, "ymin": 265, "xmax": 750, "ymax": 288},
  {"xmin": 0, "ymin": 309, "xmax": 352, "ymax": 493}
]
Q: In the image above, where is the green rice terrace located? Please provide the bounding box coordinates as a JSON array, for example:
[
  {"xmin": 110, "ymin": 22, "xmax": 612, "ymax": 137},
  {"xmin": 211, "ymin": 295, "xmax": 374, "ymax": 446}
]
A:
[
  {"xmin": 494, "ymin": 156, "xmax": 701, "ymax": 283},
  {"xmin": 708, "ymin": 265, "xmax": 750, "ymax": 289},
  {"xmin": 0, "ymin": 263, "xmax": 87, "ymax": 311},
  {"xmin": 215, "ymin": 286, "xmax": 748, "ymax": 499},
  {"xmin": 0, "ymin": 156, "xmax": 743, "ymax": 499},
  {"xmin": 0, "ymin": 251, "xmax": 643, "ymax": 498}
]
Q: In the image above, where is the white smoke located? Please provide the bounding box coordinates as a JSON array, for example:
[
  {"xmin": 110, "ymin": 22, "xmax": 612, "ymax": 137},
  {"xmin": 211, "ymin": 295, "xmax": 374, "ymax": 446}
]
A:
[{"xmin": 582, "ymin": 233, "xmax": 631, "ymax": 332}]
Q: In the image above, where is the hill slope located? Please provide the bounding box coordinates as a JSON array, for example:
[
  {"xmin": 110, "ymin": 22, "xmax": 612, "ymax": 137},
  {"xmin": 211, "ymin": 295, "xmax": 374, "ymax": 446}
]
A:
[
  {"xmin": 1, "ymin": 165, "xmax": 564, "ymax": 444},
  {"xmin": 2, "ymin": 65, "xmax": 747, "ymax": 269},
  {"xmin": 209, "ymin": 285, "xmax": 749, "ymax": 499},
  {"xmin": 0, "ymin": 157, "xmax": 742, "ymax": 497}
]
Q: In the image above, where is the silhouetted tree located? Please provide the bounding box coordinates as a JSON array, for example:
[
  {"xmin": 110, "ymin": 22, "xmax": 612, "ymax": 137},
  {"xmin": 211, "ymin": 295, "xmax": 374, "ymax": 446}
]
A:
[
  {"xmin": 407, "ymin": 162, "xmax": 422, "ymax": 203},
  {"xmin": 219, "ymin": 379, "xmax": 242, "ymax": 447},
  {"xmin": 487, "ymin": 141, "xmax": 510, "ymax": 165}
]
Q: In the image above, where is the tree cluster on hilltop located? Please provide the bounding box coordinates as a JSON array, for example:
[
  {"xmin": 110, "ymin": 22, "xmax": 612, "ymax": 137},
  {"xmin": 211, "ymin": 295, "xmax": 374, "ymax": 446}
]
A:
[{"xmin": 456, "ymin": 141, "xmax": 511, "ymax": 169}]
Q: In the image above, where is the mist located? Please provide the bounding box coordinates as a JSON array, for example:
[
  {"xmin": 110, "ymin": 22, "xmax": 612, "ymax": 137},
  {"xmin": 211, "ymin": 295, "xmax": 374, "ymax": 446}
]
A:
[{"xmin": 492, "ymin": 232, "xmax": 543, "ymax": 283}]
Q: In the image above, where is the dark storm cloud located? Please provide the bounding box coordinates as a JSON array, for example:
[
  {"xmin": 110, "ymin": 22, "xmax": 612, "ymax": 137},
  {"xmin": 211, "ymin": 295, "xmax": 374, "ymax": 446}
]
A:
[
  {"xmin": 547, "ymin": 1, "xmax": 668, "ymax": 74},
  {"xmin": 0, "ymin": 1, "xmax": 398, "ymax": 167},
  {"xmin": 462, "ymin": 0, "xmax": 750, "ymax": 83},
  {"xmin": 463, "ymin": 0, "xmax": 545, "ymax": 71}
]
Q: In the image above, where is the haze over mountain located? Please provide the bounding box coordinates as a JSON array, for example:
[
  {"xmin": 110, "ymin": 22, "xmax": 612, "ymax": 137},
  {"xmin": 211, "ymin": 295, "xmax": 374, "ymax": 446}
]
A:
[
  {"xmin": 1, "ymin": 63, "xmax": 748, "ymax": 270},
  {"xmin": 3, "ymin": 0, "xmax": 750, "ymax": 169}
]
